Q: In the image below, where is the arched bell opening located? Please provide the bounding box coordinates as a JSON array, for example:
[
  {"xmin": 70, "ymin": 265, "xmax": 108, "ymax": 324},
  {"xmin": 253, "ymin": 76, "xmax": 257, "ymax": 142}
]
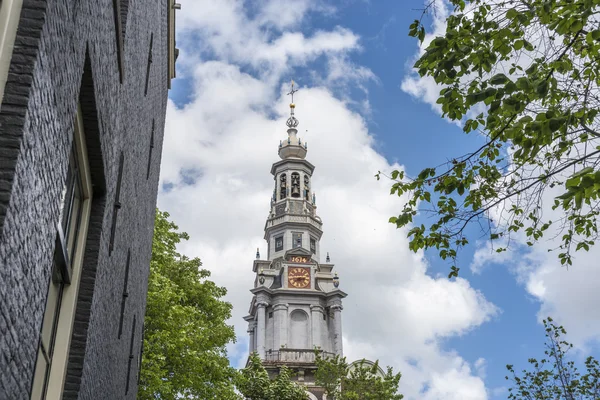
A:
[
  {"xmin": 280, "ymin": 173, "xmax": 287, "ymax": 200},
  {"xmin": 291, "ymin": 172, "xmax": 301, "ymax": 198}
]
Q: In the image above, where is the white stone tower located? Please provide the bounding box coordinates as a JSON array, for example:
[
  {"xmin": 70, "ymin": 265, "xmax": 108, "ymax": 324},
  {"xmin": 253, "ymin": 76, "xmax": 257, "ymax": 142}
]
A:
[{"xmin": 244, "ymin": 82, "xmax": 347, "ymax": 399}]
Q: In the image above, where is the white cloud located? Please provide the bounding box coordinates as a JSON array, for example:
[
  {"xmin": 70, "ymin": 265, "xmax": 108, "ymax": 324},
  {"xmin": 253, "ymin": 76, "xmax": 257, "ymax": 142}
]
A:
[
  {"xmin": 160, "ymin": 1, "xmax": 498, "ymax": 398},
  {"xmin": 514, "ymin": 239, "xmax": 600, "ymax": 350}
]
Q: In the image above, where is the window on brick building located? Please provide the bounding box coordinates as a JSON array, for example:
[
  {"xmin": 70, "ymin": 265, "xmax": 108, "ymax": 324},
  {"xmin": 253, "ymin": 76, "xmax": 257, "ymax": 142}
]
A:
[{"xmin": 31, "ymin": 105, "xmax": 93, "ymax": 399}]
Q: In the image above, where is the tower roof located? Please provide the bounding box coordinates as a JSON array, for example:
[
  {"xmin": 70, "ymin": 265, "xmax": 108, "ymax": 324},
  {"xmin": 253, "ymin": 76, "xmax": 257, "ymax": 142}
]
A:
[{"xmin": 278, "ymin": 80, "xmax": 307, "ymax": 160}]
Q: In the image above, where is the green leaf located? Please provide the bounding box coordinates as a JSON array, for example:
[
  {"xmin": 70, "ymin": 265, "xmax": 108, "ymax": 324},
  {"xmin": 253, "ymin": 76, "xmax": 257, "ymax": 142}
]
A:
[
  {"xmin": 506, "ymin": 8, "xmax": 518, "ymax": 19},
  {"xmin": 490, "ymin": 73, "xmax": 509, "ymax": 85}
]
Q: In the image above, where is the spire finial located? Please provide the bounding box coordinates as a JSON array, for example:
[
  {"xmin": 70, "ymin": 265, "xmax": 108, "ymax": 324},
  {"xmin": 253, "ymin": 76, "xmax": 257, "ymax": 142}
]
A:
[
  {"xmin": 326, "ymin": 252, "xmax": 330, "ymax": 262},
  {"xmin": 287, "ymin": 79, "xmax": 298, "ymax": 103},
  {"xmin": 286, "ymin": 80, "xmax": 299, "ymax": 128},
  {"xmin": 256, "ymin": 247, "xmax": 260, "ymax": 259}
]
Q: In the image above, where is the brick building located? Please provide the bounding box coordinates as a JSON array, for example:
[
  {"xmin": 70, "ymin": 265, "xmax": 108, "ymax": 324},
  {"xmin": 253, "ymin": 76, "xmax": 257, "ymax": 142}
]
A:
[{"xmin": 0, "ymin": 0, "xmax": 178, "ymax": 398}]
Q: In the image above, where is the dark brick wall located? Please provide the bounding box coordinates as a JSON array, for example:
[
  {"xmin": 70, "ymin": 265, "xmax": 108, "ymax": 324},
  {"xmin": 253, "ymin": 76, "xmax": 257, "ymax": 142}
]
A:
[{"xmin": 0, "ymin": 0, "xmax": 169, "ymax": 398}]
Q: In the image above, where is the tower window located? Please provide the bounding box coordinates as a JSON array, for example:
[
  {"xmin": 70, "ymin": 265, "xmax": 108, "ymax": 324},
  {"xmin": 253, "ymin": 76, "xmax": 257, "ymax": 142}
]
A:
[
  {"xmin": 310, "ymin": 238, "xmax": 316, "ymax": 254},
  {"xmin": 293, "ymin": 233, "xmax": 302, "ymax": 249},
  {"xmin": 275, "ymin": 235, "xmax": 283, "ymax": 252},
  {"xmin": 304, "ymin": 175, "xmax": 310, "ymax": 201},
  {"xmin": 279, "ymin": 174, "xmax": 287, "ymax": 200},
  {"xmin": 291, "ymin": 172, "xmax": 300, "ymax": 197}
]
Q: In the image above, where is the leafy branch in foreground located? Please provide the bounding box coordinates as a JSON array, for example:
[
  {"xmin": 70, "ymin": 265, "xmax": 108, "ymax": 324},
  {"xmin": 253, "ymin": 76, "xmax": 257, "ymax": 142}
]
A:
[
  {"xmin": 382, "ymin": 0, "xmax": 600, "ymax": 277},
  {"xmin": 506, "ymin": 318, "xmax": 600, "ymax": 399}
]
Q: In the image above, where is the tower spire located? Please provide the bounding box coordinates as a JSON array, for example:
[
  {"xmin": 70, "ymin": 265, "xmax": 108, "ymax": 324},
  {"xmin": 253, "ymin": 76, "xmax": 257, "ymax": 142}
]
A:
[{"xmin": 286, "ymin": 80, "xmax": 299, "ymax": 128}]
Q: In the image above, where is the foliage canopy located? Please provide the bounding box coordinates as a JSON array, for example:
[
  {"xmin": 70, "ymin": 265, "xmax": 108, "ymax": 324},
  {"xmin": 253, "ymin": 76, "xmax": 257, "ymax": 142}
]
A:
[
  {"xmin": 382, "ymin": 0, "xmax": 600, "ymax": 277},
  {"xmin": 236, "ymin": 352, "xmax": 308, "ymax": 400},
  {"xmin": 138, "ymin": 210, "xmax": 238, "ymax": 399},
  {"xmin": 315, "ymin": 353, "xmax": 404, "ymax": 400}
]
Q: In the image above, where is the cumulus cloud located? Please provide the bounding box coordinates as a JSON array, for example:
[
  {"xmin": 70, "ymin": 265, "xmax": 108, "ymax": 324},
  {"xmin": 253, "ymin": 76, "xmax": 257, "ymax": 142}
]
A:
[{"xmin": 159, "ymin": 0, "xmax": 498, "ymax": 398}]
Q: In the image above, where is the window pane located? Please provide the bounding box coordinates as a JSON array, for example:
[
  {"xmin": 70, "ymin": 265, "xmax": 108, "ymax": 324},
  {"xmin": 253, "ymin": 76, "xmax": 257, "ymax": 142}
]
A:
[
  {"xmin": 59, "ymin": 152, "xmax": 76, "ymax": 235},
  {"xmin": 66, "ymin": 174, "xmax": 83, "ymax": 263}
]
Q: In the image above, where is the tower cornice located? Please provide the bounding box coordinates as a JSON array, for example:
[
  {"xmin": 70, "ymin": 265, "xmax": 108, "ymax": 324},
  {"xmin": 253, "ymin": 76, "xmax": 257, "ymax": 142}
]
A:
[
  {"xmin": 270, "ymin": 158, "xmax": 315, "ymax": 176},
  {"xmin": 250, "ymin": 286, "xmax": 348, "ymax": 299}
]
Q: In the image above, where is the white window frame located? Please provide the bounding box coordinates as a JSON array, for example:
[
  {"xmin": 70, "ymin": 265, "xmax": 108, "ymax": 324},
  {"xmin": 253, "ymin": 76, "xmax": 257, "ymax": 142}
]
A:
[
  {"xmin": 31, "ymin": 104, "xmax": 93, "ymax": 399},
  {"xmin": 0, "ymin": 0, "xmax": 23, "ymax": 107}
]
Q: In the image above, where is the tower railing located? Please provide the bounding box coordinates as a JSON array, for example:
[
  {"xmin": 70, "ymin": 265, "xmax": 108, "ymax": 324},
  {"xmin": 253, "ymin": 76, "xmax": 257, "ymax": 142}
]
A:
[{"xmin": 264, "ymin": 348, "xmax": 336, "ymax": 364}]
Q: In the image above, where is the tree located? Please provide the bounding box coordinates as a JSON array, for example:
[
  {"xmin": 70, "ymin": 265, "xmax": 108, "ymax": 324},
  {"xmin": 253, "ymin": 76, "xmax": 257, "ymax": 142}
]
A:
[
  {"xmin": 506, "ymin": 317, "xmax": 600, "ymax": 399},
  {"xmin": 315, "ymin": 353, "xmax": 404, "ymax": 400},
  {"xmin": 138, "ymin": 210, "xmax": 238, "ymax": 400},
  {"xmin": 235, "ymin": 352, "xmax": 309, "ymax": 400},
  {"xmin": 381, "ymin": 0, "xmax": 600, "ymax": 277}
]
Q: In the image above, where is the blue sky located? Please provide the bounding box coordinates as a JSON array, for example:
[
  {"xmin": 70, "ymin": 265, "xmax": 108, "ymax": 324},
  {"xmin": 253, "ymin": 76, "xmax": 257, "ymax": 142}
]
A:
[{"xmin": 159, "ymin": 1, "xmax": 600, "ymax": 399}]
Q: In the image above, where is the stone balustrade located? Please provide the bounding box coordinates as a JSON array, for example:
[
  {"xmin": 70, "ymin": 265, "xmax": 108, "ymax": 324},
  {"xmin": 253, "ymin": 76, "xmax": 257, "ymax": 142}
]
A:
[
  {"xmin": 266, "ymin": 214, "xmax": 322, "ymax": 230},
  {"xmin": 264, "ymin": 349, "xmax": 335, "ymax": 364}
]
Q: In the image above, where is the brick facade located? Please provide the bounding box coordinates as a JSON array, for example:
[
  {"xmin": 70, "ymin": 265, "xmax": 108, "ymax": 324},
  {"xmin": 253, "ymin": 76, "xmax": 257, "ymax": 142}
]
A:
[{"xmin": 0, "ymin": 0, "xmax": 170, "ymax": 398}]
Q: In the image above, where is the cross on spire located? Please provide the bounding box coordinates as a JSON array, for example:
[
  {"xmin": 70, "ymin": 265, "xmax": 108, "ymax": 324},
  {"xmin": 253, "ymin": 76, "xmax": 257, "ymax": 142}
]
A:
[{"xmin": 287, "ymin": 80, "xmax": 298, "ymax": 103}]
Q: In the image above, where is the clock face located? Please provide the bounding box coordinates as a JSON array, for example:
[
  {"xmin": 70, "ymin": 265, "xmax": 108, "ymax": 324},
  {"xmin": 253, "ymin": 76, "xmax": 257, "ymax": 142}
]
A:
[{"xmin": 288, "ymin": 267, "xmax": 310, "ymax": 288}]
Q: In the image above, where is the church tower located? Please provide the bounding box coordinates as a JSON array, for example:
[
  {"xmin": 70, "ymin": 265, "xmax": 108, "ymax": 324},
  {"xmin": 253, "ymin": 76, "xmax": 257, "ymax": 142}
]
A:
[{"xmin": 244, "ymin": 82, "xmax": 347, "ymax": 399}]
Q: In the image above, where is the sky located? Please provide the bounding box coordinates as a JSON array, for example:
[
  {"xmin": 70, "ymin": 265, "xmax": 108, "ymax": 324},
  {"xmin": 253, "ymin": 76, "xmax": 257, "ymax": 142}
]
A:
[{"xmin": 157, "ymin": 1, "xmax": 600, "ymax": 399}]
